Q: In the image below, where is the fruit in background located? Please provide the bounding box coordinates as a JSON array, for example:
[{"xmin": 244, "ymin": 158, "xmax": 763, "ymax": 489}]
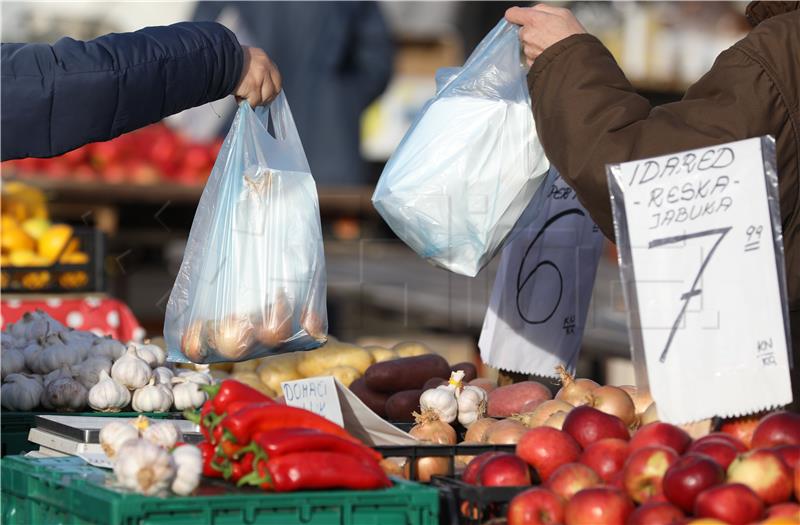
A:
[
  {"xmin": 477, "ymin": 453, "xmax": 531, "ymax": 487},
  {"xmin": 9, "ymin": 250, "xmax": 39, "ymax": 267},
  {"xmin": 516, "ymin": 427, "xmax": 581, "ymax": 482},
  {"xmin": 563, "ymin": 487, "xmax": 634, "ymax": 525},
  {"xmin": 727, "ymin": 449, "xmax": 793, "ymax": 505},
  {"xmin": 623, "ymin": 445, "xmax": 679, "ymax": 503},
  {"xmin": 563, "ymin": 406, "xmax": 630, "ymax": 448},
  {"xmin": 579, "ymin": 438, "xmax": 629, "ymax": 483},
  {"xmin": 751, "ymin": 411, "xmax": 800, "ymax": 449},
  {"xmin": 89, "ymin": 140, "xmax": 124, "ymax": 170},
  {"xmin": 1, "ymin": 182, "xmax": 48, "ymax": 222},
  {"xmin": 1, "ymin": 227, "xmax": 35, "ymax": 253},
  {"xmin": 38, "ymin": 224, "xmax": 76, "ymax": 262},
  {"xmin": 687, "ymin": 438, "xmax": 740, "ymax": 470},
  {"xmin": 21, "ymin": 270, "xmax": 50, "ymax": 290},
  {"xmin": 630, "ymin": 422, "xmax": 692, "ymax": 455},
  {"xmin": 627, "ymin": 501, "xmax": 684, "ymax": 525},
  {"xmin": 508, "ymin": 487, "xmax": 564, "ymax": 525},
  {"xmin": 462, "ymin": 452, "xmax": 504, "ymax": 485},
  {"xmin": 693, "ymin": 483, "xmax": 764, "ymax": 525},
  {"xmin": 720, "ymin": 414, "xmax": 762, "ymax": 448},
  {"xmin": 545, "ymin": 462, "xmax": 601, "ymax": 500},
  {"xmin": 766, "ymin": 502, "xmax": 800, "ymax": 519},
  {"xmin": 662, "ymin": 454, "xmax": 725, "ymax": 512},
  {"xmin": 21, "ymin": 217, "xmax": 51, "ymax": 240}
]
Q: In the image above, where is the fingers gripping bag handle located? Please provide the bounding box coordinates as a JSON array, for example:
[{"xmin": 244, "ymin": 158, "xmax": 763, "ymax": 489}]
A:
[
  {"xmin": 372, "ymin": 19, "xmax": 550, "ymax": 277},
  {"xmin": 164, "ymin": 95, "xmax": 328, "ymax": 364}
]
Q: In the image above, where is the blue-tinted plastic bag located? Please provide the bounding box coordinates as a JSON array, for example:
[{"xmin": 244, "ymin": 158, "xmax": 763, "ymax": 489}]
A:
[
  {"xmin": 372, "ymin": 20, "xmax": 550, "ymax": 277},
  {"xmin": 164, "ymin": 94, "xmax": 327, "ymax": 363}
]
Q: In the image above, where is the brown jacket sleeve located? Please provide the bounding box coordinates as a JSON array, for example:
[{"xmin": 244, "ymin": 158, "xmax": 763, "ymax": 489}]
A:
[{"xmin": 529, "ymin": 30, "xmax": 791, "ymax": 240}]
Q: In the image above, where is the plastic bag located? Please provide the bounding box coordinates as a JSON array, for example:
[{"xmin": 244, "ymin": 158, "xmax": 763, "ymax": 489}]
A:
[
  {"xmin": 164, "ymin": 94, "xmax": 327, "ymax": 363},
  {"xmin": 372, "ymin": 20, "xmax": 550, "ymax": 277}
]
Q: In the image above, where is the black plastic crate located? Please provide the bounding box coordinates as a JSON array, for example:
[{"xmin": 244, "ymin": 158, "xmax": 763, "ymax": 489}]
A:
[
  {"xmin": 1, "ymin": 227, "xmax": 105, "ymax": 293},
  {"xmin": 431, "ymin": 476, "xmax": 532, "ymax": 525},
  {"xmin": 374, "ymin": 444, "xmax": 517, "ymax": 482}
]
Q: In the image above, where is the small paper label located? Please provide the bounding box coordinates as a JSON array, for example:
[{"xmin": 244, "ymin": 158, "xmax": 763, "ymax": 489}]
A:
[{"xmin": 281, "ymin": 376, "xmax": 344, "ymax": 426}]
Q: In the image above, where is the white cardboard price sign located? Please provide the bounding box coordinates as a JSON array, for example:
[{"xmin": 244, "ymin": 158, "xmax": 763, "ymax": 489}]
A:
[
  {"xmin": 608, "ymin": 136, "xmax": 792, "ymax": 424},
  {"xmin": 281, "ymin": 376, "xmax": 344, "ymax": 426}
]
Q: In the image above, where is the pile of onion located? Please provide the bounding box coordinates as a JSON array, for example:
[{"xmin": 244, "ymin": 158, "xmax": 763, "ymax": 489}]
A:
[
  {"xmin": 514, "ymin": 400, "xmax": 573, "ymax": 428},
  {"xmin": 407, "ymin": 409, "xmax": 456, "ymax": 481},
  {"xmin": 584, "ymin": 385, "xmax": 636, "ymax": 427},
  {"xmin": 554, "ymin": 366, "xmax": 600, "ymax": 405}
]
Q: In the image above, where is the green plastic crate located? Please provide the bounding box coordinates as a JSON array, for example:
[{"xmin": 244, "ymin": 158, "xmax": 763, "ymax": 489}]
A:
[
  {"xmin": 0, "ymin": 411, "xmax": 181, "ymax": 456},
  {"xmin": 1, "ymin": 456, "xmax": 439, "ymax": 525}
]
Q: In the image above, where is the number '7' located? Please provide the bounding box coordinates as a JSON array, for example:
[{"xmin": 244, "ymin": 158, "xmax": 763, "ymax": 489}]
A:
[{"xmin": 649, "ymin": 227, "xmax": 731, "ymax": 363}]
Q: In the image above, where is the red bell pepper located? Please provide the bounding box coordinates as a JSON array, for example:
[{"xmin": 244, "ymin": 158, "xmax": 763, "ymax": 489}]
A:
[
  {"xmin": 236, "ymin": 428, "xmax": 382, "ymax": 464},
  {"xmin": 198, "ymin": 441, "xmax": 224, "ymax": 478},
  {"xmin": 221, "ymin": 404, "xmax": 360, "ymax": 445},
  {"xmin": 223, "ymin": 452, "xmax": 256, "ymax": 483},
  {"xmin": 201, "ymin": 379, "xmax": 274, "ymax": 413},
  {"xmin": 239, "ymin": 451, "xmax": 391, "ymax": 491}
]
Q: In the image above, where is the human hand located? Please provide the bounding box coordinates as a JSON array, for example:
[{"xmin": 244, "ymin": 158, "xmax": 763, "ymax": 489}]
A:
[
  {"xmin": 234, "ymin": 46, "xmax": 282, "ymax": 107},
  {"xmin": 505, "ymin": 5, "xmax": 587, "ymax": 66}
]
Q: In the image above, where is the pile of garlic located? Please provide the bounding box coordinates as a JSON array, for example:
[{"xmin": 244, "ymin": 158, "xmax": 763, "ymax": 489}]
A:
[
  {"xmin": 1, "ymin": 309, "xmax": 211, "ymax": 413},
  {"xmin": 100, "ymin": 416, "xmax": 202, "ymax": 496}
]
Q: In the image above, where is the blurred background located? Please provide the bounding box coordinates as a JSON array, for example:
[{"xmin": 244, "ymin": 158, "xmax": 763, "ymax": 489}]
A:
[{"xmin": 0, "ymin": 1, "xmax": 750, "ymax": 383}]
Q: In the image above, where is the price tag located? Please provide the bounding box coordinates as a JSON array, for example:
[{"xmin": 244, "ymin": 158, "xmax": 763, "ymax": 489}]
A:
[
  {"xmin": 608, "ymin": 136, "xmax": 792, "ymax": 423},
  {"xmin": 281, "ymin": 376, "xmax": 344, "ymax": 426},
  {"xmin": 479, "ymin": 170, "xmax": 603, "ymax": 376}
]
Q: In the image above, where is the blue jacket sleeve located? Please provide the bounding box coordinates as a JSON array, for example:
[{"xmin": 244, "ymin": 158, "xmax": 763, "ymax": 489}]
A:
[{"xmin": 1, "ymin": 22, "xmax": 243, "ymax": 160}]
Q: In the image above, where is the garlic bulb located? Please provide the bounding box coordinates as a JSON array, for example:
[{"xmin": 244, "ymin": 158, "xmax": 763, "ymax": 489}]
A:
[
  {"xmin": 171, "ymin": 444, "xmax": 202, "ymax": 495},
  {"xmin": 1, "ymin": 373, "xmax": 44, "ymax": 410},
  {"xmin": 33, "ymin": 333, "xmax": 81, "ymax": 374},
  {"xmin": 1, "ymin": 332, "xmax": 25, "ymax": 351},
  {"xmin": 42, "ymin": 375, "xmax": 88, "ymax": 411},
  {"xmin": 75, "ymin": 356, "xmax": 112, "ymax": 389},
  {"xmin": 457, "ymin": 385, "xmax": 488, "ymax": 427},
  {"xmin": 135, "ymin": 343, "xmax": 167, "ymax": 368},
  {"xmin": 114, "ymin": 439, "xmax": 176, "ymax": 495},
  {"xmin": 143, "ymin": 421, "xmax": 182, "ymax": 449},
  {"xmin": 1, "ymin": 347, "xmax": 25, "ymax": 379},
  {"xmin": 111, "ymin": 347, "xmax": 152, "ymax": 390},
  {"xmin": 92, "ymin": 336, "xmax": 126, "ymax": 361},
  {"xmin": 43, "ymin": 365, "xmax": 74, "ymax": 387},
  {"xmin": 100, "ymin": 420, "xmax": 140, "ymax": 458},
  {"xmin": 152, "ymin": 367, "xmax": 175, "ymax": 386},
  {"xmin": 171, "ymin": 377, "xmax": 207, "ymax": 410},
  {"xmin": 59, "ymin": 329, "xmax": 97, "ymax": 360},
  {"xmin": 132, "ymin": 378, "xmax": 173, "ymax": 412},
  {"xmin": 419, "ymin": 371, "xmax": 464, "ymax": 424},
  {"xmin": 22, "ymin": 340, "xmax": 43, "ymax": 372},
  {"xmin": 8, "ymin": 310, "xmax": 64, "ymax": 342},
  {"xmin": 88, "ymin": 370, "xmax": 131, "ymax": 412},
  {"xmin": 176, "ymin": 370, "xmax": 212, "ymax": 385}
]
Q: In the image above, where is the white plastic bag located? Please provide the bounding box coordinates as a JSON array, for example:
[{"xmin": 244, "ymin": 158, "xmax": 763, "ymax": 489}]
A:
[
  {"xmin": 164, "ymin": 94, "xmax": 327, "ymax": 363},
  {"xmin": 372, "ymin": 20, "xmax": 550, "ymax": 277}
]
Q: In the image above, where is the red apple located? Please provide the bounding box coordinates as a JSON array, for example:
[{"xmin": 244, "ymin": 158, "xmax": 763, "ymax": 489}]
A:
[
  {"xmin": 623, "ymin": 445, "xmax": 679, "ymax": 503},
  {"xmin": 609, "ymin": 470, "xmax": 626, "ymax": 491},
  {"xmin": 752, "ymin": 412, "xmax": 800, "ymax": 449},
  {"xmin": 694, "ymin": 432, "xmax": 748, "ymax": 453},
  {"xmin": 564, "ymin": 487, "xmax": 634, "ymax": 525},
  {"xmin": 687, "ymin": 439, "xmax": 740, "ymax": 470},
  {"xmin": 508, "ymin": 487, "xmax": 564, "ymax": 525},
  {"xmin": 477, "ymin": 453, "xmax": 531, "ymax": 487},
  {"xmin": 545, "ymin": 462, "xmax": 601, "ymax": 501},
  {"xmin": 516, "ymin": 427, "xmax": 581, "ymax": 482},
  {"xmin": 766, "ymin": 502, "xmax": 800, "ymax": 519},
  {"xmin": 721, "ymin": 414, "xmax": 763, "ymax": 449},
  {"xmin": 771, "ymin": 445, "xmax": 800, "ymax": 472},
  {"xmin": 694, "ymin": 483, "xmax": 764, "ymax": 525},
  {"xmin": 627, "ymin": 501, "xmax": 684, "ymax": 525},
  {"xmin": 563, "ymin": 406, "xmax": 629, "ymax": 449},
  {"xmin": 463, "ymin": 452, "xmax": 504, "ymax": 484},
  {"xmin": 580, "ymin": 438, "xmax": 629, "ymax": 483},
  {"xmin": 662, "ymin": 453, "xmax": 725, "ymax": 512},
  {"xmin": 795, "ymin": 458, "xmax": 800, "ymax": 502},
  {"xmin": 727, "ymin": 449, "xmax": 793, "ymax": 505},
  {"xmin": 630, "ymin": 422, "xmax": 692, "ymax": 455}
]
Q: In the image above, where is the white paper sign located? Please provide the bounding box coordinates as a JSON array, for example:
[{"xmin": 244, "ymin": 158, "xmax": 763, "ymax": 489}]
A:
[
  {"xmin": 281, "ymin": 376, "xmax": 344, "ymax": 427},
  {"xmin": 479, "ymin": 171, "xmax": 603, "ymax": 376},
  {"xmin": 608, "ymin": 136, "xmax": 792, "ymax": 423}
]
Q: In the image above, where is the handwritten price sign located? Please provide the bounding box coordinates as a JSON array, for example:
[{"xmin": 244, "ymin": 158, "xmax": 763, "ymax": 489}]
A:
[{"xmin": 608, "ymin": 137, "xmax": 792, "ymax": 424}]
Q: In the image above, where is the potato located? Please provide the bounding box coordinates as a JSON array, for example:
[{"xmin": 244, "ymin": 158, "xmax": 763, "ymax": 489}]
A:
[
  {"xmin": 393, "ymin": 341, "xmax": 432, "ymax": 358},
  {"xmin": 423, "ymin": 377, "xmax": 447, "ymax": 390},
  {"xmin": 349, "ymin": 377, "xmax": 390, "ymax": 417},
  {"xmin": 450, "ymin": 362, "xmax": 477, "ymax": 382},
  {"xmin": 232, "ymin": 360, "xmax": 260, "ymax": 374},
  {"xmin": 297, "ymin": 344, "xmax": 373, "ymax": 377},
  {"xmin": 364, "ymin": 345, "xmax": 398, "ymax": 363},
  {"xmin": 385, "ymin": 389, "xmax": 422, "ymax": 422},
  {"xmin": 319, "ymin": 365, "xmax": 360, "ymax": 387},
  {"xmin": 487, "ymin": 381, "xmax": 553, "ymax": 418},
  {"xmin": 257, "ymin": 353, "xmax": 302, "ymax": 393},
  {"xmin": 209, "ymin": 362, "xmax": 234, "ymax": 373},
  {"xmin": 365, "ymin": 354, "xmax": 450, "ymax": 393},
  {"xmin": 229, "ymin": 372, "xmax": 276, "ymax": 397},
  {"xmin": 469, "ymin": 378, "xmax": 497, "ymax": 393}
]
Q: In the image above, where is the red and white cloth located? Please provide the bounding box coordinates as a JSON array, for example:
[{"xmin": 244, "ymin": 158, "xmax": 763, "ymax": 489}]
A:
[{"xmin": 1, "ymin": 295, "xmax": 144, "ymax": 342}]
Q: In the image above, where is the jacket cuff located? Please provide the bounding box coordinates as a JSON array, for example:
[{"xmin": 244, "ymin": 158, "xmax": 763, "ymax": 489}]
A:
[{"xmin": 527, "ymin": 34, "xmax": 606, "ymax": 94}]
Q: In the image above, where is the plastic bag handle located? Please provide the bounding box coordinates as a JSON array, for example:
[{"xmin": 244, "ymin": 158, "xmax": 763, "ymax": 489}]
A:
[{"xmin": 253, "ymin": 92, "xmax": 303, "ymax": 145}]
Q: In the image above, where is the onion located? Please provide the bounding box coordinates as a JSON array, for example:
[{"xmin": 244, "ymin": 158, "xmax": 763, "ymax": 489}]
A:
[
  {"xmin": 554, "ymin": 366, "xmax": 599, "ymax": 406},
  {"xmin": 543, "ymin": 410, "xmax": 568, "ymax": 430},
  {"xmin": 619, "ymin": 385, "xmax": 654, "ymax": 416},
  {"xmin": 409, "ymin": 409, "xmax": 457, "ymax": 445},
  {"xmin": 208, "ymin": 316, "xmax": 254, "ymax": 359},
  {"xmin": 455, "ymin": 440, "xmax": 480, "ymax": 471},
  {"xmin": 515, "ymin": 400, "xmax": 573, "ymax": 428},
  {"xmin": 586, "ymin": 385, "xmax": 636, "ymax": 427},
  {"xmin": 180, "ymin": 321, "xmax": 208, "ymax": 362},
  {"xmin": 379, "ymin": 458, "xmax": 406, "ymax": 478},
  {"xmin": 484, "ymin": 419, "xmax": 528, "ymax": 445},
  {"xmin": 407, "ymin": 456, "xmax": 451, "ymax": 482},
  {"xmin": 640, "ymin": 402, "xmax": 659, "ymax": 425},
  {"xmin": 464, "ymin": 417, "xmax": 497, "ymax": 443}
]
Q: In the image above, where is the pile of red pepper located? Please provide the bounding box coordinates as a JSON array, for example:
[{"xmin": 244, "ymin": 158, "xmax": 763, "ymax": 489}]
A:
[{"xmin": 186, "ymin": 379, "xmax": 391, "ymax": 492}]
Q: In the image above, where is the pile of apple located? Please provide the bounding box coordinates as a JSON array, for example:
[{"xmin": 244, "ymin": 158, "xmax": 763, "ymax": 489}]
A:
[{"xmin": 460, "ymin": 408, "xmax": 800, "ymax": 525}]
